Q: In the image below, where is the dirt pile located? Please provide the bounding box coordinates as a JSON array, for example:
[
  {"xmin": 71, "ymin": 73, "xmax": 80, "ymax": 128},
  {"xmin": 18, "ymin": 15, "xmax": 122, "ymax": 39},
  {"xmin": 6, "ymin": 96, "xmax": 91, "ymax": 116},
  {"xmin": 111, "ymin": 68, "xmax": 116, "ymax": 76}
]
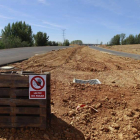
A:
[
  {"xmin": 12, "ymin": 46, "xmax": 140, "ymax": 73},
  {"xmin": 0, "ymin": 45, "xmax": 140, "ymax": 140}
]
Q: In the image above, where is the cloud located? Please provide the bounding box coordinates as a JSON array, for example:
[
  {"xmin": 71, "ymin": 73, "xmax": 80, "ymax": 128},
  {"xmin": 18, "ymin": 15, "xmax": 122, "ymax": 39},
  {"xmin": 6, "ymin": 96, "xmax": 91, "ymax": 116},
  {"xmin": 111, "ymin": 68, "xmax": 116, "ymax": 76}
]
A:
[
  {"xmin": 0, "ymin": 4, "xmax": 17, "ymax": 14},
  {"xmin": 0, "ymin": 4, "xmax": 33, "ymax": 19},
  {"xmin": 91, "ymin": 16, "xmax": 134, "ymax": 33},
  {"xmin": 38, "ymin": 0, "xmax": 45, "ymax": 4},
  {"xmin": 30, "ymin": 23, "xmax": 60, "ymax": 30},
  {"xmin": 82, "ymin": 0, "xmax": 123, "ymax": 15},
  {"xmin": 66, "ymin": 13, "xmax": 130, "ymax": 32},
  {"xmin": 38, "ymin": 0, "xmax": 50, "ymax": 5},
  {"xmin": 0, "ymin": 14, "xmax": 14, "ymax": 20},
  {"xmin": 43, "ymin": 21, "xmax": 65, "ymax": 29}
]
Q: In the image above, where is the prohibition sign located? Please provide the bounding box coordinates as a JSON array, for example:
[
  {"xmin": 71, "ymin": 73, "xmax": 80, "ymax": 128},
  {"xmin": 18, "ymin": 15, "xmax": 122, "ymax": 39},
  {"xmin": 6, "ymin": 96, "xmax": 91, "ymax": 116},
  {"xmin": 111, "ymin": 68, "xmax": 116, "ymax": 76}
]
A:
[{"xmin": 31, "ymin": 76, "xmax": 45, "ymax": 90}]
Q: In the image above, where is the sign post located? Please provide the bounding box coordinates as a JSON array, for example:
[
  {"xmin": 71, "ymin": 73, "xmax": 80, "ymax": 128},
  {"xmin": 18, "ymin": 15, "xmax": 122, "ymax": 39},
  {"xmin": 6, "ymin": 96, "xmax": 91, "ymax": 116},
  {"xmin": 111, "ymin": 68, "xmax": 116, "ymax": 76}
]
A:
[{"xmin": 29, "ymin": 75, "xmax": 46, "ymax": 99}]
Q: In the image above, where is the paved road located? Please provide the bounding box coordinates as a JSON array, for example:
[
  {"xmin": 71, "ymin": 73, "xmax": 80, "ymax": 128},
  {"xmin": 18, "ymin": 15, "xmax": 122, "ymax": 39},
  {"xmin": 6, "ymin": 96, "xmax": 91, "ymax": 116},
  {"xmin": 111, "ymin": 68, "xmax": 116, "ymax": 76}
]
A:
[
  {"xmin": 0, "ymin": 46, "xmax": 71, "ymax": 66},
  {"xmin": 90, "ymin": 46, "xmax": 140, "ymax": 60}
]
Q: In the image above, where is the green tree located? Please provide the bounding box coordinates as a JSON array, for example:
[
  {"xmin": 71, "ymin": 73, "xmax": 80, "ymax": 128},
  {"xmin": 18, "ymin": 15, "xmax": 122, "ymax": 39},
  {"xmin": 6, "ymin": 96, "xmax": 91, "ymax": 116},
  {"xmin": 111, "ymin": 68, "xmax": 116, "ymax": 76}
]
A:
[
  {"xmin": 126, "ymin": 34, "xmax": 135, "ymax": 44},
  {"xmin": 52, "ymin": 41, "xmax": 58, "ymax": 46},
  {"xmin": 58, "ymin": 42, "xmax": 63, "ymax": 46},
  {"xmin": 63, "ymin": 39, "xmax": 69, "ymax": 46},
  {"xmin": 47, "ymin": 41, "xmax": 52, "ymax": 46},
  {"xmin": 2, "ymin": 35, "xmax": 30, "ymax": 48},
  {"xmin": 134, "ymin": 34, "xmax": 140, "ymax": 44},
  {"xmin": 110, "ymin": 34, "xmax": 120, "ymax": 45},
  {"xmin": 47, "ymin": 41, "xmax": 58, "ymax": 46},
  {"xmin": 134, "ymin": 35, "xmax": 138, "ymax": 44},
  {"xmin": 34, "ymin": 32, "xmax": 49, "ymax": 46},
  {"xmin": 1, "ymin": 21, "xmax": 33, "ymax": 47},
  {"xmin": 137, "ymin": 34, "xmax": 140, "ymax": 44},
  {"xmin": 100, "ymin": 42, "xmax": 103, "ymax": 45},
  {"xmin": 71, "ymin": 40, "xmax": 83, "ymax": 45},
  {"xmin": 120, "ymin": 33, "xmax": 125, "ymax": 45},
  {"xmin": 0, "ymin": 40, "xmax": 5, "ymax": 49},
  {"xmin": 122, "ymin": 39, "xmax": 127, "ymax": 45}
]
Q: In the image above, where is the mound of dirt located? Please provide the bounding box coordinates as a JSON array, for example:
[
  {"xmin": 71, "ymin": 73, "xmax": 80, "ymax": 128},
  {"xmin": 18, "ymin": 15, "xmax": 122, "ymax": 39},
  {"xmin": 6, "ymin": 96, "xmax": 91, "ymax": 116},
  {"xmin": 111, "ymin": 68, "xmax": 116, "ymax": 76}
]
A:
[
  {"xmin": 0, "ymin": 46, "xmax": 140, "ymax": 140},
  {"xmin": 11, "ymin": 46, "xmax": 140, "ymax": 87},
  {"xmin": 12, "ymin": 46, "xmax": 140, "ymax": 73}
]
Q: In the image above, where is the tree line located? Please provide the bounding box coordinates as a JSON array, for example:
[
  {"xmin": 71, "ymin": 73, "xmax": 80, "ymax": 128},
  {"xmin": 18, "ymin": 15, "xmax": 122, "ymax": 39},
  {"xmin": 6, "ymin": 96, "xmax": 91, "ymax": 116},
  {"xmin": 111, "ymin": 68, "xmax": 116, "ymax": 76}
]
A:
[
  {"xmin": 109, "ymin": 33, "xmax": 140, "ymax": 45},
  {"xmin": 71, "ymin": 40, "xmax": 83, "ymax": 45},
  {"xmin": 0, "ymin": 21, "xmax": 70, "ymax": 49}
]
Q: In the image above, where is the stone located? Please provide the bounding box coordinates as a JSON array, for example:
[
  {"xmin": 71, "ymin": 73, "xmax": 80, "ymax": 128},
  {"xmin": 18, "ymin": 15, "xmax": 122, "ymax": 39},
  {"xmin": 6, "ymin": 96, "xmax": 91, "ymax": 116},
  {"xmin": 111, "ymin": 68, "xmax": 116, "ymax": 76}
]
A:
[
  {"xmin": 118, "ymin": 133, "xmax": 123, "ymax": 140},
  {"xmin": 95, "ymin": 103, "xmax": 102, "ymax": 109},
  {"xmin": 101, "ymin": 127, "xmax": 110, "ymax": 132},
  {"xmin": 112, "ymin": 123, "xmax": 120, "ymax": 129},
  {"xmin": 133, "ymin": 112, "xmax": 140, "ymax": 119},
  {"xmin": 111, "ymin": 111, "xmax": 116, "ymax": 116},
  {"xmin": 135, "ymin": 108, "xmax": 140, "ymax": 112},
  {"xmin": 69, "ymin": 110, "xmax": 76, "ymax": 117},
  {"xmin": 102, "ymin": 117, "xmax": 109, "ymax": 124},
  {"xmin": 126, "ymin": 110, "xmax": 134, "ymax": 117},
  {"xmin": 91, "ymin": 126, "xmax": 96, "ymax": 130},
  {"xmin": 85, "ymin": 134, "xmax": 90, "ymax": 140},
  {"xmin": 131, "ymin": 128, "xmax": 138, "ymax": 134}
]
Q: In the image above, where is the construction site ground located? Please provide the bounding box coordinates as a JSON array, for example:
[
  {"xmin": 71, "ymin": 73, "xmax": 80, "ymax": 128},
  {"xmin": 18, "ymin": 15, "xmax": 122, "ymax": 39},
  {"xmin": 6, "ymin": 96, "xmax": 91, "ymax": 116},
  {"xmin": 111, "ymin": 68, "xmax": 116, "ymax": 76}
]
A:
[{"xmin": 0, "ymin": 45, "xmax": 140, "ymax": 140}]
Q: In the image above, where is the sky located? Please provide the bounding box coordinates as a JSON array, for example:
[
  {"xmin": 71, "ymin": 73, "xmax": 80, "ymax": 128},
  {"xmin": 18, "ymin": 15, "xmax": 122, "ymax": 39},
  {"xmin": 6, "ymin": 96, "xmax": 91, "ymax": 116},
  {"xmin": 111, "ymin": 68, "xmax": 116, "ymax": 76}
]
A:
[{"xmin": 0, "ymin": 0, "xmax": 140, "ymax": 44}]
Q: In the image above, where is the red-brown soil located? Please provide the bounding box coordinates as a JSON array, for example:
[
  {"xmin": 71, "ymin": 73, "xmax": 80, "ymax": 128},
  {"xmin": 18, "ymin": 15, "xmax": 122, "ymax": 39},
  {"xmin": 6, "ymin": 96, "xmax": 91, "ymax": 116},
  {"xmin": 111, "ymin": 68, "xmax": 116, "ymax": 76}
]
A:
[{"xmin": 0, "ymin": 45, "xmax": 140, "ymax": 140}]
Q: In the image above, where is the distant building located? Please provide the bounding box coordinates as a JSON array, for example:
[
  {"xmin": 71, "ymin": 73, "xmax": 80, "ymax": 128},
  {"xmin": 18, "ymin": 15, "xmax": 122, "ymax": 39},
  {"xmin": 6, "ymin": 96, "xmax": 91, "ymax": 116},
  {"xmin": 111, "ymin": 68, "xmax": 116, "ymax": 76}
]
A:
[{"xmin": 0, "ymin": 36, "xmax": 2, "ymax": 41}]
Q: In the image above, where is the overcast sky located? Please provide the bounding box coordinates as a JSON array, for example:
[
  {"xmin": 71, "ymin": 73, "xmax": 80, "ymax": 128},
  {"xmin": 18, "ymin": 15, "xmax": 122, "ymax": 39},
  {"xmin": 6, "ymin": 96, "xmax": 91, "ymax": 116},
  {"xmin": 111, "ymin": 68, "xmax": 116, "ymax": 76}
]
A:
[{"xmin": 0, "ymin": 0, "xmax": 140, "ymax": 44}]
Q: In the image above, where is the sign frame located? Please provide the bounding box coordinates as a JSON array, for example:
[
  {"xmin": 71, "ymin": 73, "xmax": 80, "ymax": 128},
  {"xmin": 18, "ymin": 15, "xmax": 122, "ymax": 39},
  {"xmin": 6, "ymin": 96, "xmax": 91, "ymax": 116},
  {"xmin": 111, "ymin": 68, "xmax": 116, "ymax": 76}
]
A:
[{"xmin": 29, "ymin": 75, "xmax": 46, "ymax": 99}]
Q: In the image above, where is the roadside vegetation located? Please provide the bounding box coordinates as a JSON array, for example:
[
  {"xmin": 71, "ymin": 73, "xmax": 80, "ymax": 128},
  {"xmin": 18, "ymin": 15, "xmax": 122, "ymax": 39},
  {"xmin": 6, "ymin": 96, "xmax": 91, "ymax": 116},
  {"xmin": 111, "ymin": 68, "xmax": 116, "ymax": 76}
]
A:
[
  {"xmin": 99, "ymin": 33, "xmax": 140, "ymax": 55},
  {"xmin": 109, "ymin": 33, "xmax": 140, "ymax": 46},
  {"xmin": 71, "ymin": 40, "xmax": 83, "ymax": 45},
  {"xmin": 0, "ymin": 21, "xmax": 70, "ymax": 49}
]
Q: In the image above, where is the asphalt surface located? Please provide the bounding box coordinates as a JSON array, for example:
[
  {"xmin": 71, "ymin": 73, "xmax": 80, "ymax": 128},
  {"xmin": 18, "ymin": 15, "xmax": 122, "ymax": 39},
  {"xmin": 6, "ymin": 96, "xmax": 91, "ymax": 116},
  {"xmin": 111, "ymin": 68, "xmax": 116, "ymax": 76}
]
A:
[
  {"xmin": 0, "ymin": 46, "xmax": 71, "ymax": 66},
  {"xmin": 90, "ymin": 46, "xmax": 140, "ymax": 60}
]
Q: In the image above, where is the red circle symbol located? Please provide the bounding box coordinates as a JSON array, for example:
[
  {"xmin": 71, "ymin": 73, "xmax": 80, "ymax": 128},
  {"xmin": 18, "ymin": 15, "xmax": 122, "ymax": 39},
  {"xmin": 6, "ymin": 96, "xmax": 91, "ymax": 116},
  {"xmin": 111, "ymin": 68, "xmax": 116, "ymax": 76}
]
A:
[{"xmin": 31, "ymin": 76, "xmax": 45, "ymax": 90}]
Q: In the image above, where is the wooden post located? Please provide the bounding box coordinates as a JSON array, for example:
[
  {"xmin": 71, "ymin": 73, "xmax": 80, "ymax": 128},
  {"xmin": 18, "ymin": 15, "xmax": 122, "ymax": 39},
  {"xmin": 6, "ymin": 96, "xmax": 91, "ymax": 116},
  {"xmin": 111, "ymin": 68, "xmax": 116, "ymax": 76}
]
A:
[{"xmin": 44, "ymin": 72, "xmax": 51, "ymax": 127}]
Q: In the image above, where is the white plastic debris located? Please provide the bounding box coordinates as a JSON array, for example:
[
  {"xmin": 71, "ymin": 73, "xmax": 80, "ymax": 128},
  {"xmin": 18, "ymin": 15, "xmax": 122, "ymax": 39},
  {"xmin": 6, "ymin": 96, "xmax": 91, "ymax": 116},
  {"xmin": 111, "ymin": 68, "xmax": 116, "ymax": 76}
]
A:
[
  {"xmin": 0, "ymin": 66, "xmax": 14, "ymax": 70},
  {"xmin": 73, "ymin": 78, "xmax": 101, "ymax": 85}
]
